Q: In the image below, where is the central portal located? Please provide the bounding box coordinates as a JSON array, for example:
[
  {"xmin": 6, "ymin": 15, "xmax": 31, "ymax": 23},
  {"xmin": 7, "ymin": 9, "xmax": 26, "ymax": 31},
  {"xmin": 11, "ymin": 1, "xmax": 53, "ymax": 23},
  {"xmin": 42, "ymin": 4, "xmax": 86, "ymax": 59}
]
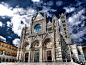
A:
[{"xmin": 34, "ymin": 50, "xmax": 39, "ymax": 62}]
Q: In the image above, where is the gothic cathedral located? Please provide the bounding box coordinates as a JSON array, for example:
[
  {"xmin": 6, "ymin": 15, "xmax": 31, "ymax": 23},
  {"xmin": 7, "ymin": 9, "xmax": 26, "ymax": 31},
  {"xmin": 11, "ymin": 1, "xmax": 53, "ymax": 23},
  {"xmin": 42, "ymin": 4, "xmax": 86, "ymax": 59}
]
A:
[{"xmin": 17, "ymin": 11, "xmax": 85, "ymax": 63}]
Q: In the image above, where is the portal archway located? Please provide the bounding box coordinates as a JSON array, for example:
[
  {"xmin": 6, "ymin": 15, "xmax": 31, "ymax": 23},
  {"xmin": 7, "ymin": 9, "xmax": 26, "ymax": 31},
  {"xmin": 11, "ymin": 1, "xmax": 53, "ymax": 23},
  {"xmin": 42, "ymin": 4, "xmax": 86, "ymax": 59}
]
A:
[
  {"xmin": 22, "ymin": 42, "xmax": 29, "ymax": 49},
  {"xmin": 31, "ymin": 40, "xmax": 40, "ymax": 62},
  {"xmin": 42, "ymin": 38, "xmax": 53, "ymax": 62},
  {"xmin": 31, "ymin": 40, "xmax": 40, "ymax": 48}
]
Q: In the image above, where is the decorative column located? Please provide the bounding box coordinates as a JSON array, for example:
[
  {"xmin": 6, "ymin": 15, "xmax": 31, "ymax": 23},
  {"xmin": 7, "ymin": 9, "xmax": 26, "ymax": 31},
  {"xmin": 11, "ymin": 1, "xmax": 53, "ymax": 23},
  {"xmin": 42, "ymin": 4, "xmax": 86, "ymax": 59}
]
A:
[
  {"xmin": 43, "ymin": 48, "xmax": 45, "ymax": 62},
  {"xmin": 39, "ymin": 41, "xmax": 42, "ymax": 62},
  {"xmin": 28, "ymin": 51, "xmax": 30, "ymax": 62},
  {"xmin": 30, "ymin": 50, "xmax": 32, "ymax": 62},
  {"xmin": 33, "ymin": 50, "xmax": 34, "ymax": 62},
  {"xmin": 43, "ymin": 48, "xmax": 46, "ymax": 62},
  {"xmin": 46, "ymin": 50, "xmax": 47, "ymax": 61},
  {"xmin": 24, "ymin": 52, "xmax": 25, "ymax": 62},
  {"xmin": 40, "ymin": 47, "xmax": 42, "ymax": 62},
  {"xmin": 52, "ymin": 46, "xmax": 55, "ymax": 62},
  {"xmin": 31, "ymin": 50, "xmax": 34, "ymax": 62}
]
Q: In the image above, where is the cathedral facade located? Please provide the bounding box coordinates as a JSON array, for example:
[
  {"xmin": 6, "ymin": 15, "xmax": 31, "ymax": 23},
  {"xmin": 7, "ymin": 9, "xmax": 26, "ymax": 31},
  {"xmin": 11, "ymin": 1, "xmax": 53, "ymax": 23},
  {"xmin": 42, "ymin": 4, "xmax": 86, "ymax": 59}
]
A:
[{"xmin": 17, "ymin": 11, "xmax": 85, "ymax": 63}]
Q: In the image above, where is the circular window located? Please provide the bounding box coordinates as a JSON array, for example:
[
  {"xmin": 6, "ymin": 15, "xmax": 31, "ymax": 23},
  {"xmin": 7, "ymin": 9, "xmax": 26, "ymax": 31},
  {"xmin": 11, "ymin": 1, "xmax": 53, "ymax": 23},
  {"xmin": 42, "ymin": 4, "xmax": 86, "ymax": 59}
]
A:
[{"xmin": 34, "ymin": 24, "xmax": 42, "ymax": 32}]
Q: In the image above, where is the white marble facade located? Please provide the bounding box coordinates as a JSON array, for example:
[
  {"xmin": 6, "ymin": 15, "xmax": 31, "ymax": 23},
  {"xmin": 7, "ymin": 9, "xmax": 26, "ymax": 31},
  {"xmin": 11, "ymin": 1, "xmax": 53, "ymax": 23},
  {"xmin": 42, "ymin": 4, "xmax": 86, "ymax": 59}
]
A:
[{"xmin": 17, "ymin": 11, "xmax": 85, "ymax": 63}]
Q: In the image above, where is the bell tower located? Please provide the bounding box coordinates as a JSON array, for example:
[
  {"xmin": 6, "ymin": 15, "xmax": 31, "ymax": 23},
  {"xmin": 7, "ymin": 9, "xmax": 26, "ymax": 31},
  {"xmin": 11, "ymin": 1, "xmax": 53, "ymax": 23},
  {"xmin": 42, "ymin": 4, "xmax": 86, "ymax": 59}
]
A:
[{"xmin": 60, "ymin": 13, "xmax": 72, "ymax": 44}]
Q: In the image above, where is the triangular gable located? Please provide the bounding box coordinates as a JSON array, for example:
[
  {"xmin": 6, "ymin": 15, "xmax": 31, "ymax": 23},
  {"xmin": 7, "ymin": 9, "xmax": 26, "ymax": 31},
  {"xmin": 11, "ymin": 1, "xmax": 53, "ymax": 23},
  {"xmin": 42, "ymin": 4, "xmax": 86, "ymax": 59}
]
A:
[
  {"xmin": 33, "ymin": 34, "xmax": 42, "ymax": 41},
  {"xmin": 34, "ymin": 12, "xmax": 44, "ymax": 22},
  {"xmin": 52, "ymin": 15, "xmax": 58, "ymax": 19},
  {"xmin": 47, "ymin": 20, "xmax": 52, "ymax": 25},
  {"xmin": 43, "ymin": 33, "xmax": 53, "ymax": 40}
]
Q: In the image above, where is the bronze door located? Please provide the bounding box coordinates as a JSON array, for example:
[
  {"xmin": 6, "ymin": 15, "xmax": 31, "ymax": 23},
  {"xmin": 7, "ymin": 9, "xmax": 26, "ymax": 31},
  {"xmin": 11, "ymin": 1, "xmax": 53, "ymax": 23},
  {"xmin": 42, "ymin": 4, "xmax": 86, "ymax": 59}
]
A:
[{"xmin": 47, "ymin": 50, "xmax": 52, "ymax": 62}]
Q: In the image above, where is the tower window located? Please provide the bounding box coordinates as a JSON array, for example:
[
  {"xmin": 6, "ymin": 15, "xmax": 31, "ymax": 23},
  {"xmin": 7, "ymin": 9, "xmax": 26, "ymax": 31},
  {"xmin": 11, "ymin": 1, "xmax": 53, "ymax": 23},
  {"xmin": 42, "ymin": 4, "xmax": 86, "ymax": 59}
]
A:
[
  {"xmin": 65, "ymin": 32, "xmax": 66, "ymax": 34},
  {"xmin": 64, "ymin": 28, "xmax": 66, "ymax": 30},
  {"xmin": 63, "ymin": 24, "xmax": 66, "ymax": 27},
  {"xmin": 62, "ymin": 20, "xmax": 65, "ymax": 23},
  {"xmin": 65, "ymin": 36, "xmax": 67, "ymax": 38},
  {"xmin": 65, "ymin": 32, "xmax": 67, "ymax": 34}
]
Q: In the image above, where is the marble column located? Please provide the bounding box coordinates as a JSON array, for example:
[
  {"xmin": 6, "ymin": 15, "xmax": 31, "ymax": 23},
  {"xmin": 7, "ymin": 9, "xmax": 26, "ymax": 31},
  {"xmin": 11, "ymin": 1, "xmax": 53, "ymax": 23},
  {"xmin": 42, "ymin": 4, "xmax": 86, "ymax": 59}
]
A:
[
  {"xmin": 52, "ymin": 46, "xmax": 55, "ymax": 62},
  {"xmin": 33, "ymin": 50, "xmax": 34, "ymax": 62},
  {"xmin": 40, "ymin": 47, "xmax": 42, "ymax": 62},
  {"xmin": 24, "ymin": 52, "xmax": 25, "ymax": 62},
  {"xmin": 28, "ymin": 51, "xmax": 30, "ymax": 62},
  {"xmin": 31, "ymin": 50, "xmax": 34, "ymax": 62},
  {"xmin": 43, "ymin": 48, "xmax": 45, "ymax": 62}
]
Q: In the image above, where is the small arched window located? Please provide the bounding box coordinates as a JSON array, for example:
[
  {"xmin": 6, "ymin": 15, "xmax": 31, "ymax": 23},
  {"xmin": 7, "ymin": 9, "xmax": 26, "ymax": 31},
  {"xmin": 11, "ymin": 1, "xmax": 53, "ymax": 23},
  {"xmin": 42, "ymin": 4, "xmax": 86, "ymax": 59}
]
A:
[{"xmin": 2, "ymin": 44, "xmax": 4, "ymax": 48}]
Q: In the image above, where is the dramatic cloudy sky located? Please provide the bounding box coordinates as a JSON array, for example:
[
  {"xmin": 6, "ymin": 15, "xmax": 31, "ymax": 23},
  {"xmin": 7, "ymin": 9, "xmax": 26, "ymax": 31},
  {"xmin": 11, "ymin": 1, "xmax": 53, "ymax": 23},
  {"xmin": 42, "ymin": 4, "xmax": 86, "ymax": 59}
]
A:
[{"xmin": 0, "ymin": 0, "xmax": 86, "ymax": 47}]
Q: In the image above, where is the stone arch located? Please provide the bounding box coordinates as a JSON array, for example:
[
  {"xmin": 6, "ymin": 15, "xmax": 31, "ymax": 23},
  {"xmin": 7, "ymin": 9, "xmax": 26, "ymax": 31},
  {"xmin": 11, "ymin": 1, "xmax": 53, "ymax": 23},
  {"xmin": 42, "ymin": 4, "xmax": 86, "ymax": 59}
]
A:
[
  {"xmin": 42, "ymin": 38, "xmax": 53, "ymax": 62},
  {"xmin": 42, "ymin": 33, "xmax": 54, "ymax": 46},
  {"xmin": 42, "ymin": 38, "xmax": 53, "ymax": 47},
  {"xmin": 31, "ymin": 40, "xmax": 40, "ymax": 48},
  {"xmin": 22, "ymin": 42, "xmax": 29, "ymax": 49}
]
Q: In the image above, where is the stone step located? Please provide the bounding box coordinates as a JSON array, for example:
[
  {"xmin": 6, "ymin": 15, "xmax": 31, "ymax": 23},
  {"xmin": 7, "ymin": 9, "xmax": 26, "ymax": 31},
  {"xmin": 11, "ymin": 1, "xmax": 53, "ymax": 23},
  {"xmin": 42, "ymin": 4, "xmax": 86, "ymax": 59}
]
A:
[{"xmin": 0, "ymin": 62, "xmax": 80, "ymax": 65}]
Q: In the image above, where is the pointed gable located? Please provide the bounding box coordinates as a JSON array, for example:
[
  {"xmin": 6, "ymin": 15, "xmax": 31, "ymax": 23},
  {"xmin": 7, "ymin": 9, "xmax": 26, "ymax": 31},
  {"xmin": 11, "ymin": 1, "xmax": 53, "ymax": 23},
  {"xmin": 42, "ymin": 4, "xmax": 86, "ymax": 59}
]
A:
[
  {"xmin": 52, "ymin": 14, "xmax": 58, "ymax": 19},
  {"xmin": 33, "ymin": 11, "xmax": 44, "ymax": 22},
  {"xmin": 48, "ymin": 20, "xmax": 52, "ymax": 25}
]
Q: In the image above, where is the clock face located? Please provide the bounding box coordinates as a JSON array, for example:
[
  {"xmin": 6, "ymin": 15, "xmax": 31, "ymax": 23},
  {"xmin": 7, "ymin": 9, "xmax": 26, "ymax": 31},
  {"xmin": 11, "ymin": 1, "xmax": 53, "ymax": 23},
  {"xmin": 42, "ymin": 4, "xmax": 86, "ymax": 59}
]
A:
[{"xmin": 34, "ymin": 24, "xmax": 42, "ymax": 32}]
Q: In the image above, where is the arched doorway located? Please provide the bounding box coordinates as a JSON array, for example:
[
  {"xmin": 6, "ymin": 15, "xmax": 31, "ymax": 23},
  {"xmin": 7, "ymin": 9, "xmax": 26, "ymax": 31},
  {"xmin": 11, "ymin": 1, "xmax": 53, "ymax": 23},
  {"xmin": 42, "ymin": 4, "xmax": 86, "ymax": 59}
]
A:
[
  {"xmin": 23, "ymin": 42, "xmax": 29, "ymax": 62},
  {"xmin": 34, "ymin": 50, "xmax": 39, "ymax": 62},
  {"xmin": 22, "ymin": 42, "xmax": 29, "ymax": 50},
  {"xmin": 31, "ymin": 40, "xmax": 40, "ymax": 62},
  {"xmin": 43, "ymin": 38, "xmax": 52, "ymax": 62}
]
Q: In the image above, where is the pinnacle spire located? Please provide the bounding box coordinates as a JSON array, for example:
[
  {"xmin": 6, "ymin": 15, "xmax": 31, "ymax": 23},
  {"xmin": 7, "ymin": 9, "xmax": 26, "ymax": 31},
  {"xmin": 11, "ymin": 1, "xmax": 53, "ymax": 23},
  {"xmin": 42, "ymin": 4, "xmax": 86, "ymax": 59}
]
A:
[
  {"xmin": 48, "ymin": 19, "xmax": 52, "ymax": 25},
  {"xmin": 38, "ymin": 9, "xmax": 39, "ymax": 13},
  {"xmin": 53, "ymin": 14, "xmax": 58, "ymax": 19}
]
